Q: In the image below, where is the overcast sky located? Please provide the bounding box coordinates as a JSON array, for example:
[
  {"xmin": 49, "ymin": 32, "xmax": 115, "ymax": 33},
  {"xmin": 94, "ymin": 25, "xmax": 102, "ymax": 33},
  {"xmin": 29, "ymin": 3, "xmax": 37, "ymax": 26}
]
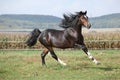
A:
[{"xmin": 0, "ymin": 0, "xmax": 120, "ymax": 18}]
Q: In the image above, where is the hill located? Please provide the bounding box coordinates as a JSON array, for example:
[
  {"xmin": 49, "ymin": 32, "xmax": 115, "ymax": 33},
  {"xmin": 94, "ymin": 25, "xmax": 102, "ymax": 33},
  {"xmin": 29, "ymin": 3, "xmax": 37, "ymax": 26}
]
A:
[
  {"xmin": 90, "ymin": 13, "xmax": 120, "ymax": 28},
  {"xmin": 0, "ymin": 13, "xmax": 120, "ymax": 29},
  {"xmin": 0, "ymin": 14, "xmax": 61, "ymax": 29}
]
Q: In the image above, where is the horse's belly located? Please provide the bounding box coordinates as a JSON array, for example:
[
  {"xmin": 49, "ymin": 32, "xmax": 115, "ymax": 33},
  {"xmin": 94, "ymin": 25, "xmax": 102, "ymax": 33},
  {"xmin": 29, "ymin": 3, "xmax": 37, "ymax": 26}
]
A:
[{"xmin": 52, "ymin": 40, "xmax": 74, "ymax": 49}]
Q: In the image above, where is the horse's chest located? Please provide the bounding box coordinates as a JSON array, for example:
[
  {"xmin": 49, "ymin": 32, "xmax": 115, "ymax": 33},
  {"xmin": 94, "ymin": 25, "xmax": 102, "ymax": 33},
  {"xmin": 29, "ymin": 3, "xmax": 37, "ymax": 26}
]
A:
[{"xmin": 65, "ymin": 28, "xmax": 78, "ymax": 40}]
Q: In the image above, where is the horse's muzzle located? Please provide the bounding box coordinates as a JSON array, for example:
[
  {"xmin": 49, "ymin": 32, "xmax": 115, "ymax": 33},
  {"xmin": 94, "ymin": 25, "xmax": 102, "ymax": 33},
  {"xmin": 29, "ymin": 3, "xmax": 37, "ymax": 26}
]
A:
[{"xmin": 87, "ymin": 23, "xmax": 91, "ymax": 29}]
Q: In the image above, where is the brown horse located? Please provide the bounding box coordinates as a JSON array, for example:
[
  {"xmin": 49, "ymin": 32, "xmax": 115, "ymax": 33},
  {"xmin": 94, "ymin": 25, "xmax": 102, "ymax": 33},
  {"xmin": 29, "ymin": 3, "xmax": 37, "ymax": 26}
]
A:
[{"xmin": 25, "ymin": 11, "xmax": 100, "ymax": 66}]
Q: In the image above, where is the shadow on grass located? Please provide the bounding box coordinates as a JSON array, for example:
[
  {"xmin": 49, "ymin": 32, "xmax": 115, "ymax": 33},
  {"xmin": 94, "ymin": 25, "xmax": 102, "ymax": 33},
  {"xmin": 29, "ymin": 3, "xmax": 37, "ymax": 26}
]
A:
[
  {"xmin": 39, "ymin": 62, "xmax": 120, "ymax": 71},
  {"xmin": 84, "ymin": 66, "xmax": 120, "ymax": 71},
  {"xmin": 0, "ymin": 70, "xmax": 7, "ymax": 74}
]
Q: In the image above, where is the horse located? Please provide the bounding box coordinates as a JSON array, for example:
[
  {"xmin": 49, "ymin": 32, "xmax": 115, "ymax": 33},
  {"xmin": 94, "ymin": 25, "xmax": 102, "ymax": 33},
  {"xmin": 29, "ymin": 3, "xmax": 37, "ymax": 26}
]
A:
[{"xmin": 25, "ymin": 11, "xmax": 100, "ymax": 66}]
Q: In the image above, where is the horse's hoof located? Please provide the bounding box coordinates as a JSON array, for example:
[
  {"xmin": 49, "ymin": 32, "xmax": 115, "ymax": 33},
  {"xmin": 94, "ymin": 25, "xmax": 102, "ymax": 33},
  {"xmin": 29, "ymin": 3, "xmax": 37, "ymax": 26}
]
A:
[{"xmin": 96, "ymin": 62, "xmax": 100, "ymax": 65}]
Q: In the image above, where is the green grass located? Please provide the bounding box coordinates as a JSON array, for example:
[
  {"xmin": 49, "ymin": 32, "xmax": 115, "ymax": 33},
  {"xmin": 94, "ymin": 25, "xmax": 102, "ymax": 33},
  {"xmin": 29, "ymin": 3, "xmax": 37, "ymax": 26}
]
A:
[{"xmin": 0, "ymin": 50, "xmax": 120, "ymax": 80}]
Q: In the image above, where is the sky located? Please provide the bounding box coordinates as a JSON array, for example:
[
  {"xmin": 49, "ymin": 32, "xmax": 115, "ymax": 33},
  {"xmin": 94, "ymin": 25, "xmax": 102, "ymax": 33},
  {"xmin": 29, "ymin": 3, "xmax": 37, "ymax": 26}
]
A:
[{"xmin": 0, "ymin": 0, "xmax": 120, "ymax": 18}]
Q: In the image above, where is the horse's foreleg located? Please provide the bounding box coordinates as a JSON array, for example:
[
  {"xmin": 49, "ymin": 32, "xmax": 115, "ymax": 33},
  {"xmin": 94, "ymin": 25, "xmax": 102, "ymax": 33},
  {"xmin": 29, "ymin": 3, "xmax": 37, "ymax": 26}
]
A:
[
  {"xmin": 41, "ymin": 48, "xmax": 49, "ymax": 65},
  {"xmin": 50, "ymin": 50, "xmax": 67, "ymax": 66},
  {"xmin": 75, "ymin": 44, "xmax": 100, "ymax": 65},
  {"xmin": 82, "ymin": 45, "xmax": 100, "ymax": 65}
]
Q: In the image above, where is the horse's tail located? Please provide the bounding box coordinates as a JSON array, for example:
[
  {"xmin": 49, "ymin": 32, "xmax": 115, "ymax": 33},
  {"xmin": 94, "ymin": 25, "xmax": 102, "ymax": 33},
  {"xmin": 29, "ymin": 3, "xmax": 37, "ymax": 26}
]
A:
[{"xmin": 25, "ymin": 28, "xmax": 41, "ymax": 47}]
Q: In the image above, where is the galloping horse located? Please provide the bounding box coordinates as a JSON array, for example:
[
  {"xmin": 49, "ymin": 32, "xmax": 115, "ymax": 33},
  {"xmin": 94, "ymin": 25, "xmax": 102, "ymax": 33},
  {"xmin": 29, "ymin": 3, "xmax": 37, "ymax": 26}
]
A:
[{"xmin": 25, "ymin": 11, "xmax": 100, "ymax": 66}]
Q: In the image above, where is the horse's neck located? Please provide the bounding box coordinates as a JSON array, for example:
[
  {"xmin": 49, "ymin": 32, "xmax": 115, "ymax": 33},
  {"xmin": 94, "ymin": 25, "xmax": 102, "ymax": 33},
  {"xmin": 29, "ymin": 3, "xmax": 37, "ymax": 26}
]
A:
[
  {"xmin": 74, "ymin": 25, "xmax": 84, "ymax": 44},
  {"xmin": 74, "ymin": 25, "xmax": 82, "ymax": 34}
]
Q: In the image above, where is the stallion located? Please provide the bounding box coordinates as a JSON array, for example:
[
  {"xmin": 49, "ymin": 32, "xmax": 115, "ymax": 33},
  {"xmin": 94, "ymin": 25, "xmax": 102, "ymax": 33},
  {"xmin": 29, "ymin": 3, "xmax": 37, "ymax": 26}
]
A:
[{"xmin": 25, "ymin": 11, "xmax": 100, "ymax": 66}]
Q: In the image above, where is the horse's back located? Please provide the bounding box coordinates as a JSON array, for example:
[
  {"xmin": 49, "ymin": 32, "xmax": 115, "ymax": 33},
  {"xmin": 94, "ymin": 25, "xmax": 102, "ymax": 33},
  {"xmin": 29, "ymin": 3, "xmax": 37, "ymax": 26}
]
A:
[
  {"xmin": 39, "ymin": 29, "xmax": 64, "ymax": 46},
  {"xmin": 39, "ymin": 29, "xmax": 74, "ymax": 48}
]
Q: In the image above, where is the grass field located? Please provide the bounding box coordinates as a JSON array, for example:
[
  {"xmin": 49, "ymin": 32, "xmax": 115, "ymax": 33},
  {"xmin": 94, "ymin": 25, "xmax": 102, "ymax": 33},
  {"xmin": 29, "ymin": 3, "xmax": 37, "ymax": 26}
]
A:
[{"xmin": 0, "ymin": 50, "xmax": 120, "ymax": 80}]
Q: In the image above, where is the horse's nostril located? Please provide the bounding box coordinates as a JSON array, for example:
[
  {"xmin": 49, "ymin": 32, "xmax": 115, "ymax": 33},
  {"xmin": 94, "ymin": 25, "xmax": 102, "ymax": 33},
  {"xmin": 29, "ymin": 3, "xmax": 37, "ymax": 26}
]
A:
[
  {"xmin": 87, "ymin": 24, "xmax": 91, "ymax": 29},
  {"xmin": 89, "ymin": 24, "xmax": 91, "ymax": 28}
]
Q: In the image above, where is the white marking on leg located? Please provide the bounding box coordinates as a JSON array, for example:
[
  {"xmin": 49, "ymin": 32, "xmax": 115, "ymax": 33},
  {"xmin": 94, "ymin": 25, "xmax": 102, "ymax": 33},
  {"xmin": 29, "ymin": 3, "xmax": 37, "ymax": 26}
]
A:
[
  {"xmin": 87, "ymin": 52, "xmax": 93, "ymax": 59},
  {"xmin": 87, "ymin": 52, "xmax": 91, "ymax": 56},
  {"xmin": 93, "ymin": 59, "xmax": 99, "ymax": 65},
  {"xmin": 58, "ymin": 58, "xmax": 67, "ymax": 66},
  {"xmin": 87, "ymin": 51, "xmax": 99, "ymax": 65},
  {"xmin": 89, "ymin": 55, "xmax": 93, "ymax": 59}
]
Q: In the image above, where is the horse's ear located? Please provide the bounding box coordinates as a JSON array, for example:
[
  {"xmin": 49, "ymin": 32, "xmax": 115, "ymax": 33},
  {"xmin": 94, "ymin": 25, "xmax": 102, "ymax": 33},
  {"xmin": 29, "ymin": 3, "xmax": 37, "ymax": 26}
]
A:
[
  {"xmin": 84, "ymin": 11, "xmax": 87, "ymax": 15},
  {"xmin": 76, "ymin": 11, "xmax": 87, "ymax": 16},
  {"xmin": 76, "ymin": 11, "xmax": 83, "ymax": 15},
  {"xmin": 79, "ymin": 11, "xmax": 83, "ymax": 15}
]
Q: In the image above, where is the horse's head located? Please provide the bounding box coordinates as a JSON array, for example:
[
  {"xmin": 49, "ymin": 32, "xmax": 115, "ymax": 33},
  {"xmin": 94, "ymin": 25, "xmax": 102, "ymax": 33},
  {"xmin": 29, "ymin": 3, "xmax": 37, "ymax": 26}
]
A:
[{"xmin": 77, "ymin": 11, "xmax": 91, "ymax": 29}]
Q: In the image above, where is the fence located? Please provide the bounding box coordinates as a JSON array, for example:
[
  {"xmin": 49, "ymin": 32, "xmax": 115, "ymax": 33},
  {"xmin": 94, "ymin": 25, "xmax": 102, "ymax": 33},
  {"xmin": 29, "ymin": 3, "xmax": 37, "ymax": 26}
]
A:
[{"xmin": 0, "ymin": 40, "xmax": 120, "ymax": 50}]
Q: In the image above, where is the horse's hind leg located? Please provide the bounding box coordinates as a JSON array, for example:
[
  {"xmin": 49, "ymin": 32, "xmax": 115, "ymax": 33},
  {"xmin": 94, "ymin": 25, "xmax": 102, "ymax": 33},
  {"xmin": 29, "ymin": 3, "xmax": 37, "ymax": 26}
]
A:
[
  {"xmin": 41, "ymin": 48, "xmax": 49, "ymax": 65},
  {"xmin": 48, "ymin": 47, "xmax": 67, "ymax": 66}
]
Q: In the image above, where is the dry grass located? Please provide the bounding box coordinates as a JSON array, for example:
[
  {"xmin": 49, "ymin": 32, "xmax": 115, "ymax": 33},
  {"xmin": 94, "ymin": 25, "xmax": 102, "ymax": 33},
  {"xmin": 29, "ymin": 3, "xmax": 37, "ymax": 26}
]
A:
[
  {"xmin": 0, "ymin": 32, "xmax": 28, "ymax": 41},
  {"xmin": 0, "ymin": 28, "xmax": 120, "ymax": 49}
]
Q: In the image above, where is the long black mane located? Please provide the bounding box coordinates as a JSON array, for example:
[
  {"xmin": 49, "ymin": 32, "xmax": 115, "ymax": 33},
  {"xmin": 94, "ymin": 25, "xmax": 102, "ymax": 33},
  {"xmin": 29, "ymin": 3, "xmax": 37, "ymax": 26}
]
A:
[
  {"xmin": 59, "ymin": 11, "xmax": 87, "ymax": 29},
  {"xmin": 59, "ymin": 13, "xmax": 78, "ymax": 28}
]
